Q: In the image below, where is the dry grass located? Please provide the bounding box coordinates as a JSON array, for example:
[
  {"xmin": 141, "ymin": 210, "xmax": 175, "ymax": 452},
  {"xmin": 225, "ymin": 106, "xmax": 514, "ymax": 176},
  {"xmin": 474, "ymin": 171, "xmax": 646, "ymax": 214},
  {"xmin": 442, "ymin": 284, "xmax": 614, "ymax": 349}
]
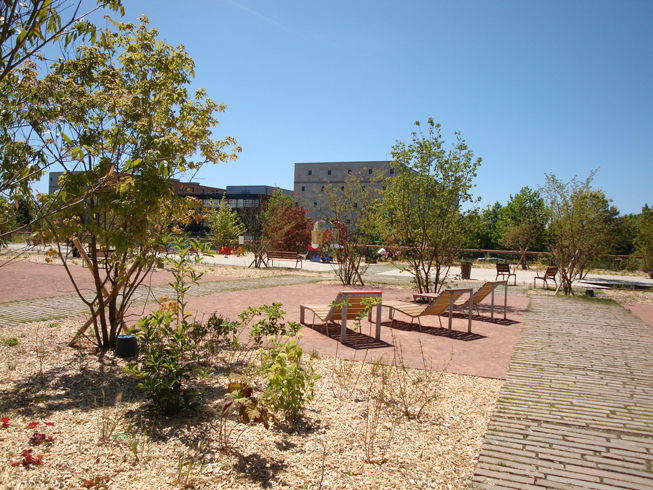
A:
[{"xmin": 0, "ymin": 317, "xmax": 502, "ymax": 489}]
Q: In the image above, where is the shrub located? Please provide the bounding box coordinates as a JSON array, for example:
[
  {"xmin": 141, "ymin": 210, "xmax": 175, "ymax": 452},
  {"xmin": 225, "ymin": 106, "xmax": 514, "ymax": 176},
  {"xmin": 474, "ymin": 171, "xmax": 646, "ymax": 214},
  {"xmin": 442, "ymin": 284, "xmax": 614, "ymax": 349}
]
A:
[
  {"xmin": 125, "ymin": 236, "xmax": 211, "ymax": 413},
  {"xmin": 4, "ymin": 338, "xmax": 18, "ymax": 347}
]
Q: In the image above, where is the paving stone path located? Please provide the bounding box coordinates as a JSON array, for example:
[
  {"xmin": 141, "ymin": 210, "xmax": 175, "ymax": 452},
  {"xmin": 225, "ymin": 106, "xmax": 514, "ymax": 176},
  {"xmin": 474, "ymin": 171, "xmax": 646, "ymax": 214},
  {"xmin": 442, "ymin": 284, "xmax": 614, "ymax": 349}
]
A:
[
  {"xmin": 0, "ymin": 274, "xmax": 321, "ymax": 328},
  {"xmin": 472, "ymin": 295, "xmax": 653, "ymax": 489}
]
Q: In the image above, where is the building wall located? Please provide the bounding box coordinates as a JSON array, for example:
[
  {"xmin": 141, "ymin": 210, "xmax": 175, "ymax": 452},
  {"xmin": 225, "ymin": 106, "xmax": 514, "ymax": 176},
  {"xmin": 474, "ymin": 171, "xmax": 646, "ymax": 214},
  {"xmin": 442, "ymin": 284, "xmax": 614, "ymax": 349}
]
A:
[{"xmin": 293, "ymin": 161, "xmax": 394, "ymax": 219}]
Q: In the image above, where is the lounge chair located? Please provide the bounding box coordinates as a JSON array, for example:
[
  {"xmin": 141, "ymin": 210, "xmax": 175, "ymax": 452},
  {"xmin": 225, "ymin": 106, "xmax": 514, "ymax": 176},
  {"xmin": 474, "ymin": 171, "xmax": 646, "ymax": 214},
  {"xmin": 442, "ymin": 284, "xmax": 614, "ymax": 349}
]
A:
[
  {"xmin": 384, "ymin": 288, "xmax": 472, "ymax": 335},
  {"xmin": 534, "ymin": 267, "xmax": 558, "ymax": 289},
  {"xmin": 454, "ymin": 281, "xmax": 508, "ymax": 321},
  {"xmin": 495, "ymin": 263, "xmax": 516, "ymax": 285},
  {"xmin": 300, "ymin": 291, "xmax": 383, "ymax": 343}
]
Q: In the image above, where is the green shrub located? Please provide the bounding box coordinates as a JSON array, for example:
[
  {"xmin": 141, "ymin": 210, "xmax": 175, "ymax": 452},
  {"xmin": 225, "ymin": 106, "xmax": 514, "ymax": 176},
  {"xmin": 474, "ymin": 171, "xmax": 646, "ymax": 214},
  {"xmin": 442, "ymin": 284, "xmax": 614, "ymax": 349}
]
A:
[
  {"xmin": 4, "ymin": 337, "xmax": 18, "ymax": 347},
  {"xmin": 126, "ymin": 235, "xmax": 211, "ymax": 413},
  {"xmin": 258, "ymin": 334, "xmax": 318, "ymax": 421}
]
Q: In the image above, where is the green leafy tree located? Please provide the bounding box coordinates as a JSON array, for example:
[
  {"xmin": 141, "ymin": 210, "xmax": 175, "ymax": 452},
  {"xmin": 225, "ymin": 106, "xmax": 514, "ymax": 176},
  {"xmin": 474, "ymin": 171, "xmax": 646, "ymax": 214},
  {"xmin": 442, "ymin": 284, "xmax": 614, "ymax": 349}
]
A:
[
  {"xmin": 206, "ymin": 197, "xmax": 247, "ymax": 249},
  {"xmin": 636, "ymin": 204, "xmax": 653, "ymax": 279},
  {"xmin": 473, "ymin": 202, "xmax": 503, "ymax": 250},
  {"xmin": 43, "ymin": 17, "xmax": 240, "ymax": 348},
  {"xmin": 0, "ymin": 1, "xmax": 124, "ymax": 243},
  {"xmin": 541, "ymin": 171, "xmax": 617, "ymax": 294},
  {"xmin": 381, "ymin": 119, "xmax": 481, "ymax": 293},
  {"xmin": 495, "ymin": 187, "xmax": 548, "ymax": 267},
  {"xmin": 319, "ymin": 169, "xmax": 382, "ymax": 285}
]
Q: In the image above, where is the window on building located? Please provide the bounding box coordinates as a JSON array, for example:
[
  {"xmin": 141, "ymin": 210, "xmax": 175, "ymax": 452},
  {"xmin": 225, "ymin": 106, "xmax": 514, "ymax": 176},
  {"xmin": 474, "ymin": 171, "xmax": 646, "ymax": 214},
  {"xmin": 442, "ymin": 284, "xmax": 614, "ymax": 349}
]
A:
[
  {"xmin": 314, "ymin": 202, "xmax": 317, "ymax": 207},
  {"xmin": 321, "ymin": 186, "xmax": 324, "ymax": 191},
  {"xmin": 341, "ymin": 186, "xmax": 345, "ymax": 191},
  {"xmin": 301, "ymin": 186, "xmax": 305, "ymax": 191},
  {"xmin": 308, "ymin": 170, "xmax": 312, "ymax": 175},
  {"xmin": 354, "ymin": 203, "xmax": 357, "ymax": 208},
  {"xmin": 368, "ymin": 169, "xmax": 372, "ymax": 174},
  {"xmin": 328, "ymin": 170, "xmax": 331, "ymax": 175},
  {"xmin": 347, "ymin": 169, "xmax": 352, "ymax": 174},
  {"xmin": 390, "ymin": 169, "xmax": 394, "ymax": 174}
]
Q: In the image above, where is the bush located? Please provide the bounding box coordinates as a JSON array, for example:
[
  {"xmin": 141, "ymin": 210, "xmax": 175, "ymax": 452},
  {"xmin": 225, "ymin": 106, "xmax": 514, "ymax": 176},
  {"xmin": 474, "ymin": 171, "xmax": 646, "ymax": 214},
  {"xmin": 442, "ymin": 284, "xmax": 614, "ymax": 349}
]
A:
[{"xmin": 126, "ymin": 236, "xmax": 211, "ymax": 413}]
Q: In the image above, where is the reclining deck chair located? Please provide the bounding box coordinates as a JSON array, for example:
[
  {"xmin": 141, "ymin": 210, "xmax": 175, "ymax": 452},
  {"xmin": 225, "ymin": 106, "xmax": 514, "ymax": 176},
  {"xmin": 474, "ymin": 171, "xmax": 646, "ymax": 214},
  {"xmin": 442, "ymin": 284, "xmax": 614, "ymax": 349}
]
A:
[
  {"xmin": 454, "ymin": 281, "xmax": 508, "ymax": 321},
  {"xmin": 300, "ymin": 291, "xmax": 382, "ymax": 343},
  {"xmin": 383, "ymin": 289, "xmax": 468, "ymax": 335}
]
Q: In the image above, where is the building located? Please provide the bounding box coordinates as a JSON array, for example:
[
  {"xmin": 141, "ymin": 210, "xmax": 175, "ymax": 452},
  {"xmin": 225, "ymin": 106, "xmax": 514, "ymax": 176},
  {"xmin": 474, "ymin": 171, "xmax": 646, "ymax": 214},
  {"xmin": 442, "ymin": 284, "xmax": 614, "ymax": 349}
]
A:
[{"xmin": 293, "ymin": 161, "xmax": 394, "ymax": 219}]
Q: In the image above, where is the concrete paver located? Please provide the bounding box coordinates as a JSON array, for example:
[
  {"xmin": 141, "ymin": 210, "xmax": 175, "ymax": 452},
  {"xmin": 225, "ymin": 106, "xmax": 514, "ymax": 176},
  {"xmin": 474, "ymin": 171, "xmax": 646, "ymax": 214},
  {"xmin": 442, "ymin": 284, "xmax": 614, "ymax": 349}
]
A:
[{"xmin": 472, "ymin": 295, "xmax": 653, "ymax": 489}]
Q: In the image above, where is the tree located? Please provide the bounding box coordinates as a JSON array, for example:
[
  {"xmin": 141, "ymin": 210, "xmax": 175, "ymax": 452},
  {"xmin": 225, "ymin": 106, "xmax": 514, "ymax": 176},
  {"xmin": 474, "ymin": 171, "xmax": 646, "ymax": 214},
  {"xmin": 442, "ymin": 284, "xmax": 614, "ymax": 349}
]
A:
[
  {"xmin": 0, "ymin": 1, "xmax": 124, "ymax": 242},
  {"xmin": 319, "ymin": 169, "xmax": 381, "ymax": 285},
  {"xmin": 636, "ymin": 204, "xmax": 653, "ymax": 279},
  {"xmin": 262, "ymin": 190, "xmax": 311, "ymax": 252},
  {"xmin": 43, "ymin": 16, "xmax": 240, "ymax": 348},
  {"xmin": 206, "ymin": 197, "xmax": 247, "ymax": 250},
  {"xmin": 495, "ymin": 187, "xmax": 548, "ymax": 267},
  {"xmin": 541, "ymin": 171, "xmax": 616, "ymax": 295},
  {"xmin": 381, "ymin": 119, "xmax": 481, "ymax": 293},
  {"xmin": 247, "ymin": 190, "xmax": 311, "ymax": 268}
]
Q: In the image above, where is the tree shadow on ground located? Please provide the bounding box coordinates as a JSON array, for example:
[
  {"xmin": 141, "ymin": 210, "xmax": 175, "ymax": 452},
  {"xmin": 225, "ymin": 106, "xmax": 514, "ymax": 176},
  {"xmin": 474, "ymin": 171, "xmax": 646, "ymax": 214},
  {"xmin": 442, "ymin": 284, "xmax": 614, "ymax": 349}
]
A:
[
  {"xmin": 0, "ymin": 348, "xmax": 139, "ymax": 417},
  {"xmin": 233, "ymin": 451, "xmax": 287, "ymax": 488}
]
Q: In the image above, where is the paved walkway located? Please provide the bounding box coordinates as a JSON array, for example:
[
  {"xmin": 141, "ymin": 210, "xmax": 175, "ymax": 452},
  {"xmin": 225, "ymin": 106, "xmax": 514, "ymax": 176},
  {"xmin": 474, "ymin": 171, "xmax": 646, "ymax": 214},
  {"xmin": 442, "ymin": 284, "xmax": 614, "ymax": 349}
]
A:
[
  {"xmin": 472, "ymin": 295, "xmax": 653, "ymax": 489},
  {"xmin": 0, "ymin": 274, "xmax": 321, "ymax": 328}
]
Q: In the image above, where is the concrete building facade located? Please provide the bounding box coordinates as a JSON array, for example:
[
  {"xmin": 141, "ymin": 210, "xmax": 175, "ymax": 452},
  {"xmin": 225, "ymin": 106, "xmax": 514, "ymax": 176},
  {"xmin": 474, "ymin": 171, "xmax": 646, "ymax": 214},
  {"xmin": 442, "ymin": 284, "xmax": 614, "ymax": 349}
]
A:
[{"xmin": 293, "ymin": 161, "xmax": 394, "ymax": 219}]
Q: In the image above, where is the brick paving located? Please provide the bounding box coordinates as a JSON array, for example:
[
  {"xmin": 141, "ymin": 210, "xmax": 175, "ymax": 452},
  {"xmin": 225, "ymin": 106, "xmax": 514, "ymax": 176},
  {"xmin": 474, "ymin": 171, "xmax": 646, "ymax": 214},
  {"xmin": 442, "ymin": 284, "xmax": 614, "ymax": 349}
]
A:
[
  {"xmin": 0, "ymin": 274, "xmax": 320, "ymax": 328},
  {"xmin": 472, "ymin": 295, "xmax": 653, "ymax": 489}
]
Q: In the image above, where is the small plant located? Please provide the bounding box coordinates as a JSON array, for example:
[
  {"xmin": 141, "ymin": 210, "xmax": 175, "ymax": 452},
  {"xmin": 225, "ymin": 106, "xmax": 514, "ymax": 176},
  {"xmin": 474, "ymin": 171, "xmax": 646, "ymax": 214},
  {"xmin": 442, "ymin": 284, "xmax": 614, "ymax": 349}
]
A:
[
  {"xmin": 4, "ymin": 337, "xmax": 18, "ymax": 347},
  {"xmin": 258, "ymin": 333, "xmax": 318, "ymax": 421},
  {"xmin": 217, "ymin": 379, "xmax": 271, "ymax": 451},
  {"xmin": 126, "ymin": 236, "xmax": 212, "ymax": 413},
  {"xmin": 47, "ymin": 322, "xmax": 60, "ymax": 328},
  {"xmin": 176, "ymin": 440, "xmax": 207, "ymax": 487},
  {"xmin": 97, "ymin": 391, "xmax": 124, "ymax": 443},
  {"xmin": 123, "ymin": 415, "xmax": 151, "ymax": 462}
]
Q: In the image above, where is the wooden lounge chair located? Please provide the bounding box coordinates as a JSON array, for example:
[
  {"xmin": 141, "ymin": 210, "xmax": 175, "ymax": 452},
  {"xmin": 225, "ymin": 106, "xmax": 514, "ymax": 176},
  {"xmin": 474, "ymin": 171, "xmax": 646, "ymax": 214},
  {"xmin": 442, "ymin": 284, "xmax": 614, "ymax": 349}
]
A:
[
  {"xmin": 534, "ymin": 266, "xmax": 558, "ymax": 289},
  {"xmin": 454, "ymin": 281, "xmax": 508, "ymax": 321},
  {"xmin": 383, "ymin": 289, "xmax": 466, "ymax": 332},
  {"xmin": 495, "ymin": 263, "xmax": 516, "ymax": 285},
  {"xmin": 300, "ymin": 290, "xmax": 382, "ymax": 343}
]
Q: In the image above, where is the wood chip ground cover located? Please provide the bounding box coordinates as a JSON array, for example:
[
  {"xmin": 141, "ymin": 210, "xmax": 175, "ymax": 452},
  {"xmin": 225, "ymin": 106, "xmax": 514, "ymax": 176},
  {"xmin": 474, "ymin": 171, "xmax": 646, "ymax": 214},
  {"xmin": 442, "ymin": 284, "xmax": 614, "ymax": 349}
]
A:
[{"xmin": 0, "ymin": 318, "xmax": 501, "ymax": 489}]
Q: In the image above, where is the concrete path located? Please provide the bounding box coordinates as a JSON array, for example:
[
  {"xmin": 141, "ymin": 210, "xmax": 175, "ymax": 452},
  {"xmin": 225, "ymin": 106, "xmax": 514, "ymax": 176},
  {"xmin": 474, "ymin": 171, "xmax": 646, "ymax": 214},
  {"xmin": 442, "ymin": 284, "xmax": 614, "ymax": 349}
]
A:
[{"xmin": 472, "ymin": 295, "xmax": 653, "ymax": 489}]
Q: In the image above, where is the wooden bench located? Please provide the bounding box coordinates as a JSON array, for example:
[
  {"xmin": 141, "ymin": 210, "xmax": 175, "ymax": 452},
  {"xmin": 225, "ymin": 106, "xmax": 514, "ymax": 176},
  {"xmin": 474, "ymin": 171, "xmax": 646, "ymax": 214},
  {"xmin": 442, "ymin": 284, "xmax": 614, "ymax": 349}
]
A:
[
  {"xmin": 266, "ymin": 251, "xmax": 303, "ymax": 269},
  {"xmin": 495, "ymin": 263, "xmax": 516, "ymax": 285},
  {"xmin": 534, "ymin": 266, "xmax": 558, "ymax": 289}
]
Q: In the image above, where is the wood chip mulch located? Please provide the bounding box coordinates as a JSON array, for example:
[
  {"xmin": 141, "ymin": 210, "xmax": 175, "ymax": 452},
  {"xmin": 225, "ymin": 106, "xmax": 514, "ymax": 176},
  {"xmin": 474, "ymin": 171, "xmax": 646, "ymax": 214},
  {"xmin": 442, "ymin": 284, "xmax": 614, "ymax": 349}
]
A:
[{"xmin": 0, "ymin": 317, "xmax": 502, "ymax": 489}]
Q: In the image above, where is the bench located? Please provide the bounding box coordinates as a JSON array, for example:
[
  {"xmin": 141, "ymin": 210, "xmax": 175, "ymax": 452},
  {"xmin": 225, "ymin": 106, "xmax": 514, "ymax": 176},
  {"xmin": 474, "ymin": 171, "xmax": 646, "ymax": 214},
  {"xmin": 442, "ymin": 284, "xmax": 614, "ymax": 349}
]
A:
[
  {"xmin": 495, "ymin": 263, "xmax": 516, "ymax": 285},
  {"xmin": 266, "ymin": 251, "xmax": 303, "ymax": 269},
  {"xmin": 534, "ymin": 266, "xmax": 558, "ymax": 289}
]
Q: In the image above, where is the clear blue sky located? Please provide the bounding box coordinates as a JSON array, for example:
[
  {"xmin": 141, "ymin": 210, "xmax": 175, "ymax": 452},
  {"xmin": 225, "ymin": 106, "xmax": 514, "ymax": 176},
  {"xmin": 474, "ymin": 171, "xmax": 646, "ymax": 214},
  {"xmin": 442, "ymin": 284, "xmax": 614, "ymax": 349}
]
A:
[{"xmin": 39, "ymin": 0, "xmax": 653, "ymax": 215}]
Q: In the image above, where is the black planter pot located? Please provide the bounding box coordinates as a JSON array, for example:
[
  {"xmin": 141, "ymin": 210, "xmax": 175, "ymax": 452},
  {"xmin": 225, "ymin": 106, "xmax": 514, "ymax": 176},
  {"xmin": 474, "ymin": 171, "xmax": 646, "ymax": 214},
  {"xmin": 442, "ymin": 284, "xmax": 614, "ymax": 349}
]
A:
[{"xmin": 115, "ymin": 334, "xmax": 138, "ymax": 358}]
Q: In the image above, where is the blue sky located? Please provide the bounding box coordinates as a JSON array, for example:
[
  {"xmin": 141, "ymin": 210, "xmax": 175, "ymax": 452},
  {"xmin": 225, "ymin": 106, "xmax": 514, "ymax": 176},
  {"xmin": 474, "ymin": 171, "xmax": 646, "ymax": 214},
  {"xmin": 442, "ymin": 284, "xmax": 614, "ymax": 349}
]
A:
[{"xmin": 39, "ymin": 0, "xmax": 653, "ymax": 214}]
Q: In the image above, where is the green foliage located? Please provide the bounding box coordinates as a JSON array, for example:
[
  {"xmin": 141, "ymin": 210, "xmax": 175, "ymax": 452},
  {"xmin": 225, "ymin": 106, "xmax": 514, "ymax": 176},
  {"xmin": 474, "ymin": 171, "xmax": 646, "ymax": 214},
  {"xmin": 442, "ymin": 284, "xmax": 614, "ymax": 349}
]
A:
[
  {"xmin": 38, "ymin": 16, "xmax": 239, "ymax": 347},
  {"xmin": 205, "ymin": 197, "xmax": 247, "ymax": 249},
  {"xmin": 636, "ymin": 204, "xmax": 653, "ymax": 279},
  {"xmin": 239, "ymin": 304, "xmax": 318, "ymax": 421},
  {"xmin": 0, "ymin": 1, "xmax": 124, "ymax": 242},
  {"xmin": 240, "ymin": 303, "xmax": 302, "ymax": 347},
  {"xmin": 258, "ymin": 336, "xmax": 317, "ymax": 421},
  {"xmin": 126, "ymin": 236, "xmax": 211, "ymax": 413},
  {"xmin": 4, "ymin": 337, "xmax": 18, "ymax": 347},
  {"xmin": 381, "ymin": 118, "xmax": 481, "ymax": 293},
  {"xmin": 541, "ymin": 171, "xmax": 617, "ymax": 294}
]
